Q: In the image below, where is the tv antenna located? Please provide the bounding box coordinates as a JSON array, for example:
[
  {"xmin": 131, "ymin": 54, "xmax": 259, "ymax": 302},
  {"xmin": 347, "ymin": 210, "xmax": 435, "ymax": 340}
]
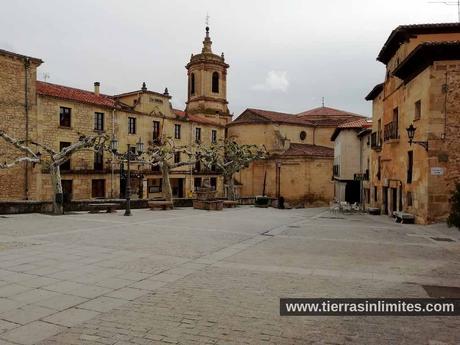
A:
[
  {"xmin": 429, "ymin": 1, "xmax": 460, "ymax": 21},
  {"xmin": 42, "ymin": 72, "xmax": 50, "ymax": 82}
]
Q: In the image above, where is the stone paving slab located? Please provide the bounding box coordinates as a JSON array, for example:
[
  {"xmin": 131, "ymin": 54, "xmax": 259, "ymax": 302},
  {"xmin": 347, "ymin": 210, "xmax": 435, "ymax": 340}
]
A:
[{"xmin": 0, "ymin": 207, "xmax": 458, "ymax": 344}]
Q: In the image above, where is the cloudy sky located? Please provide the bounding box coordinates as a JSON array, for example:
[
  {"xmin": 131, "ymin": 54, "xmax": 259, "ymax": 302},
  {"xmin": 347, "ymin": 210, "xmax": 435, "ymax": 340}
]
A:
[{"xmin": 1, "ymin": 0, "xmax": 457, "ymax": 117}]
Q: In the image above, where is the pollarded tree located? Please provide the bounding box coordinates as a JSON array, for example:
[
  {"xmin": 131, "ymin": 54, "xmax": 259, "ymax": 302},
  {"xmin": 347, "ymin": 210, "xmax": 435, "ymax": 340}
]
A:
[
  {"xmin": 199, "ymin": 139, "xmax": 267, "ymax": 200},
  {"xmin": 0, "ymin": 130, "xmax": 108, "ymax": 214},
  {"xmin": 145, "ymin": 137, "xmax": 197, "ymax": 202}
]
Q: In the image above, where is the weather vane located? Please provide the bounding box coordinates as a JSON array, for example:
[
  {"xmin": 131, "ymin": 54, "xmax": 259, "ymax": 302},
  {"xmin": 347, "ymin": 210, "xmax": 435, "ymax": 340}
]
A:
[{"xmin": 429, "ymin": 1, "xmax": 460, "ymax": 22}]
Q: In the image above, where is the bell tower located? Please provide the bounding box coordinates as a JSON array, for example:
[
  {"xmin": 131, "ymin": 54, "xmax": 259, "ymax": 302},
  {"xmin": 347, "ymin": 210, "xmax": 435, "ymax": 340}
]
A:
[{"xmin": 185, "ymin": 26, "xmax": 231, "ymax": 124}]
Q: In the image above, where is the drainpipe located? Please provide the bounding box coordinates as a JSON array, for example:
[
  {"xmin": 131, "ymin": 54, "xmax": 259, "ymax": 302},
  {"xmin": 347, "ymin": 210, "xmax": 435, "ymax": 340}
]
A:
[
  {"xmin": 24, "ymin": 58, "xmax": 30, "ymax": 200},
  {"xmin": 111, "ymin": 108, "xmax": 115, "ymax": 199}
]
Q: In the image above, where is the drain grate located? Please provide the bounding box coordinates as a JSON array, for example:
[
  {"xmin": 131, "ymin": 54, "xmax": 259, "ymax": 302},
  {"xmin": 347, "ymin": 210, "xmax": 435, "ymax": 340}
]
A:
[
  {"xmin": 430, "ymin": 237, "xmax": 455, "ymax": 242},
  {"xmin": 422, "ymin": 285, "xmax": 460, "ymax": 298}
]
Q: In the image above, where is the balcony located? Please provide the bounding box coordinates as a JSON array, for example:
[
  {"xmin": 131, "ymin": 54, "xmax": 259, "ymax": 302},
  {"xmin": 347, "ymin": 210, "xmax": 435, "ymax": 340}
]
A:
[
  {"xmin": 370, "ymin": 132, "xmax": 382, "ymax": 150},
  {"xmin": 384, "ymin": 121, "xmax": 399, "ymax": 141}
]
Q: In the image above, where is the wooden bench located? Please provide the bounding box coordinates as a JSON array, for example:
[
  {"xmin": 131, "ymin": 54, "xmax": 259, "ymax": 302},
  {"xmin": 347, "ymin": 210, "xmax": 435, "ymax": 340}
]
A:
[
  {"xmin": 88, "ymin": 203, "xmax": 118, "ymax": 214},
  {"xmin": 393, "ymin": 211, "xmax": 415, "ymax": 224},
  {"xmin": 223, "ymin": 200, "xmax": 239, "ymax": 208},
  {"xmin": 148, "ymin": 200, "xmax": 174, "ymax": 210}
]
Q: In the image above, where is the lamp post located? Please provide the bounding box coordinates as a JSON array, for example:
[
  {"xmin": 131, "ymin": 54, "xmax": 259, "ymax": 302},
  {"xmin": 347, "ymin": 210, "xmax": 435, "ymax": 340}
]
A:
[
  {"xmin": 406, "ymin": 124, "xmax": 428, "ymax": 151},
  {"xmin": 110, "ymin": 136, "xmax": 144, "ymax": 216}
]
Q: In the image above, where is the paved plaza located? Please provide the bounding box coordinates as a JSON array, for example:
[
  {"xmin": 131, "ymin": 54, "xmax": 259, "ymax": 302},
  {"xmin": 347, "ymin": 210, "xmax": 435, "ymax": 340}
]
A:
[{"xmin": 0, "ymin": 207, "xmax": 459, "ymax": 344}]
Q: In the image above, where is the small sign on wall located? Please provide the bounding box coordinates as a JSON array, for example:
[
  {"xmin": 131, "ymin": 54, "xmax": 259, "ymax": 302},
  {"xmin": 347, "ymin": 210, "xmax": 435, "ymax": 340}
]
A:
[{"xmin": 431, "ymin": 167, "xmax": 444, "ymax": 176}]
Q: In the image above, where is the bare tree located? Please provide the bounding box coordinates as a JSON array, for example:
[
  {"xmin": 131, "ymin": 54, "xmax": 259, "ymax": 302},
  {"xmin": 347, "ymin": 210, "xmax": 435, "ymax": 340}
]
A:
[
  {"xmin": 199, "ymin": 139, "xmax": 267, "ymax": 200},
  {"xmin": 144, "ymin": 137, "xmax": 197, "ymax": 202},
  {"xmin": 0, "ymin": 130, "xmax": 108, "ymax": 214}
]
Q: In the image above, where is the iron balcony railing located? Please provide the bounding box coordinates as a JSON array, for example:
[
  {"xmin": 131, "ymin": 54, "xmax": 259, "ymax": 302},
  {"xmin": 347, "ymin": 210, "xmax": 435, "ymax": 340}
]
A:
[{"xmin": 384, "ymin": 121, "xmax": 399, "ymax": 141}]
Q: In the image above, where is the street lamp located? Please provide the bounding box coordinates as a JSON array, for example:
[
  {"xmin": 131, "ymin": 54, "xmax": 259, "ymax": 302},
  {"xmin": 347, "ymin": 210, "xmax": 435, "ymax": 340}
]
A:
[
  {"xmin": 406, "ymin": 124, "xmax": 428, "ymax": 151},
  {"xmin": 111, "ymin": 136, "xmax": 144, "ymax": 216}
]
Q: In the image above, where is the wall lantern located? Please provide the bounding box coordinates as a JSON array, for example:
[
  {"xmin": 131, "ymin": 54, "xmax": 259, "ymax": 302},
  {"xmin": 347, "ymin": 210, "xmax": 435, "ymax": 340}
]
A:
[{"xmin": 406, "ymin": 124, "xmax": 428, "ymax": 151}]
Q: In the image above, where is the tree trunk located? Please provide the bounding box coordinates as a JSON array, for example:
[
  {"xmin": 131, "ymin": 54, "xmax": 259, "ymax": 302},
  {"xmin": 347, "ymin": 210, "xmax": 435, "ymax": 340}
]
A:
[
  {"xmin": 161, "ymin": 163, "xmax": 173, "ymax": 203},
  {"xmin": 50, "ymin": 164, "xmax": 64, "ymax": 215},
  {"xmin": 225, "ymin": 174, "xmax": 236, "ymax": 201}
]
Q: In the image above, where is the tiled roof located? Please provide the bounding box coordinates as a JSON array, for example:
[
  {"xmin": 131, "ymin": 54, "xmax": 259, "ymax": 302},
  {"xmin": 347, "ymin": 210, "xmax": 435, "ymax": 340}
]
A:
[
  {"xmin": 337, "ymin": 118, "xmax": 372, "ymax": 129},
  {"xmin": 173, "ymin": 109, "xmax": 222, "ymax": 127},
  {"xmin": 377, "ymin": 22, "xmax": 460, "ymax": 64},
  {"xmin": 393, "ymin": 41, "xmax": 460, "ymax": 83},
  {"xmin": 296, "ymin": 106, "xmax": 365, "ymax": 119},
  {"xmin": 331, "ymin": 118, "xmax": 372, "ymax": 141},
  {"xmin": 0, "ymin": 48, "xmax": 43, "ymax": 64},
  {"xmin": 280, "ymin": 143, "xmax": 333, "ymax": 158},
  {"xmin": 37, "ymin": 81, "xmax": 115, "ymax": 108},
  {"xmin": 231, "ymin": 108, "xmax": 314, "ymax": 126}
]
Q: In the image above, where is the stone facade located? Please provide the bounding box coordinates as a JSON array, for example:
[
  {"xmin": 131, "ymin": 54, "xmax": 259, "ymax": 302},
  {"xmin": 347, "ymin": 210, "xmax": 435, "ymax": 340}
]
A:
[
  {"xmin": 366, "ymin": 23, "xmax": 460, "ymax": 223},
  {"xmin": 0, "ymin": 50, "xmax": 42, "ymax": 201},
  {"xmin": 0, "ymin": 28, "xmax": 228, "ymax": 203},
  {"xmin": 228, "ymin": 108, "xmax": 366, "ymax": 206}
]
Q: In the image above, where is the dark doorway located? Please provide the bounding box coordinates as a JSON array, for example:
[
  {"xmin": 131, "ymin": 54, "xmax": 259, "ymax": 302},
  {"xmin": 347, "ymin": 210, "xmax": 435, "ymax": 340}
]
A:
[
  {"xmin": 383, "ymin": 187, "xmax": 388, "ymax": 215},
  {"xmin": 92, "ymin": 179, "xmax": 106, "ymax": 199},
  {"xmin": 391, "ymin": 188, "xmax": 397, "ymax": 214},
  {"xmin": 345, "ymin": 181, "xmax": 360, "ymax": 204}
]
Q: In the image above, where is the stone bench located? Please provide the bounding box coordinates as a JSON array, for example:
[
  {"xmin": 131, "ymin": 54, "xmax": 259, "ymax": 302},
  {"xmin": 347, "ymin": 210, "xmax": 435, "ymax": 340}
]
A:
[
  {"xmin": 193, "ymin": 199, "xmax": 223, "ymax": 211},
  {"xmin": 88, "ymin": 203, "xmax": 118, "ymax": 214},
  {"xmin": 148, "ymin": 200, "xmax": 174, "ymax": 210},
  {"xmin": 367, "ymin": 207, "xmax": 381, "ymax": 215},
  {"xmin": 223, "ymin": 200, "xmax": 239, "ymax": 208},
  {"xmin": 393, "ymin": 211, "xmax": 415, "ymax": 224}
]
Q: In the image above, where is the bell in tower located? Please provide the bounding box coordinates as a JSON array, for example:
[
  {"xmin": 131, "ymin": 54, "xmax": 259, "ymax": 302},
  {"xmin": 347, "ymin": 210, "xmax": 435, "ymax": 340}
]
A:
[{"xmin": 185, "ymin": 26, "xmax": 231, "ymax": 125}]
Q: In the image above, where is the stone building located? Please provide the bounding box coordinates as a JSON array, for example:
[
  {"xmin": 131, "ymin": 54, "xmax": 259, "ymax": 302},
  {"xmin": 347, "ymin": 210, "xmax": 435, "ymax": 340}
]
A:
[
  {"xmin": 227, "ymin": 107, "xmax": 366, "ymax": 206},
  {"xmin": 330, "ymin": 118, "xmax": 372, "ymax": 205},
  {"xmin": 0, "ymin": 27, "xmax": 229, "ymax": 203},
  {"xmin": 365, "ymin": 23, "xmax": 460, "ymax": 223}
]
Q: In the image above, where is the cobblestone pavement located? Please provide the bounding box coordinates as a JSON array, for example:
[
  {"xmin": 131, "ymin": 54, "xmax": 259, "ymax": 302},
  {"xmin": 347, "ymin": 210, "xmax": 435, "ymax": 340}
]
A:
[{"xmin": 0, "ymin": 207, "xmax": 459, "ymax": 344}]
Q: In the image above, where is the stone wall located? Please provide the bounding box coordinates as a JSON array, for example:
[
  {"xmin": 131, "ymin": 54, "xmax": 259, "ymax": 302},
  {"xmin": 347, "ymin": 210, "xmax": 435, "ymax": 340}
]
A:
[{"xmin": 0, "ymin": 53, "xmax": 40, "ymax": 200}]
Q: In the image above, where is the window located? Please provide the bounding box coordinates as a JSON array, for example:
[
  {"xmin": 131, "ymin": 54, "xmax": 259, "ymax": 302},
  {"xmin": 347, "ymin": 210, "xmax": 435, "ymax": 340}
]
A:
[
  {"xmin": 300, "ymin": 131, "xmax": 306, "ymax": 141},
  {"xmin": 212, "ymin": 72, "xmax": 219, "ymax": 93},
  {"xmin": 392, "ymin": 107, "xmax": 399, "ymax": 136},
  {"xmin": 377, "ymin": 156, "xmax": 381, "ymax": 181},
  {"xmin": 194, "ymin": 160, "xmax": 201, "ymax": 172},
  {"xmin": 210, "ymin": 177, "xmax": 217, "ymax": 191},
  {"xmin": 128, "ymin": 117, "xmax": 136, "ymax": 134},
  {"xmin": 174, "ymin": 151, "xmax": 181, "ymax": 164},
  {"xmin": 153, "ymin": 121, "xmax": 160, "ymax": 140},
  {"xmin": 174, "ymin": 124, "xmax": 181, "ymax": 139},
  {"xmin": 91, "ymin": 179, "xmax": 105, "ymax": 198},
  {"xmin": 148, "ymin": 179, "xmax": 162, "ymax": 193},
  {"xmin": 94, "ymin": 151, "xmax": 104, "ymax": 171},
  {"xmin": 374, "ymin": 186, "xmax": 378, "ymax": 202},
  {"xmin": 59, "ymin": 107, "xmax": 71, "ymax": 128},
  {"xmin": 407, "ymin": 151, "xmax": 413, "ymax": 184},
  {"xmin": 414, "ymin": 100, "xmax": 421, "ymax": 121},
  {"xmin": 60, "ymin": 142, "xmax": 71, "ymax": 171},
  {"xmin": 211, "ymin": 129, "xmax": 217, "ymax": 143},
  {"xmin": 190, "ymin": 73, "xmax": 195, "ymax": 95},
  {"xmin": 407, "ymin": 191, "xmax": 413, "ymax": 207},
  {"xmin": 194, "ymin": 177, "xmax": 202, "ymax": 191},
  {"xmin": 94, "ymin": 112, "xmax": 104, "ymax": 131},
  {"xmin": 195, "ymin": 127, "xmax": 201, "ymax": 143}
]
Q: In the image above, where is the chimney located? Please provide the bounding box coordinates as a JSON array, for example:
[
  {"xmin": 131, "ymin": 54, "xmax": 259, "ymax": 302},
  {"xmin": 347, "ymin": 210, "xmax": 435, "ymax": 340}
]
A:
[{"xmin": 94, "ymin": 82, "xmax": 100, "ymax": 96}]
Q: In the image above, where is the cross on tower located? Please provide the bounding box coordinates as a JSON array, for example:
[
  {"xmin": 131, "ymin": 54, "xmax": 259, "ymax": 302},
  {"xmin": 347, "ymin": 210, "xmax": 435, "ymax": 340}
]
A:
[{"xmin": 206, "ymin": 13, "xmax": 210, "ymax": 27}]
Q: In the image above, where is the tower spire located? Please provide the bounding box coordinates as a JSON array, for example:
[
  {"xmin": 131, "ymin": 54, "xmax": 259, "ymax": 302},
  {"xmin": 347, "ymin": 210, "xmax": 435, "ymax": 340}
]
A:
[{"xmin": 202, "ymin": 15, "xmax": 213, "ymax": 53}]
